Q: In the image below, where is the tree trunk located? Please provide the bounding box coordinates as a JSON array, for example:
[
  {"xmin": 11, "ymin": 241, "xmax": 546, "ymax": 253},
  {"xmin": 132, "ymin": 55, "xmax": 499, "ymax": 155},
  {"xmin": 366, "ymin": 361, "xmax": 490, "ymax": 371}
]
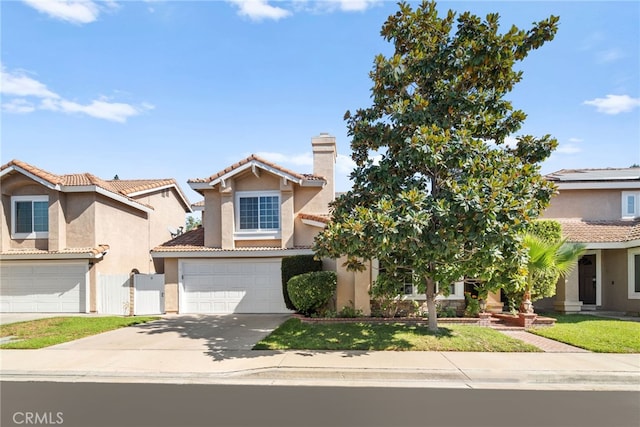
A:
[{"xmin": 426, "ymin": 277, "xmax": 438, "ymax": 332}]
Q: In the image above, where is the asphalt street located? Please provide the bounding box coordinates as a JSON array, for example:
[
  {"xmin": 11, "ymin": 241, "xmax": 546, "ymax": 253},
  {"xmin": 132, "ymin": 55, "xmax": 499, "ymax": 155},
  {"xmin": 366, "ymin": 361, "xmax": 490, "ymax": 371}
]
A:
[{"xmin": 2, "ymin": 382, "xmax": 639, "ymax": 427}]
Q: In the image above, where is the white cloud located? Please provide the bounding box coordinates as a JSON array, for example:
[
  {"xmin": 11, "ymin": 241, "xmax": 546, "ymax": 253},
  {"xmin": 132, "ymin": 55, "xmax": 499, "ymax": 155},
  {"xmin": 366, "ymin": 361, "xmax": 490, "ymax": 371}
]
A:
[
  {"xmin": 1, "ymin": 64, "xmax": 151, "ymax": 122},
  {"xmin": 1, "ymin": 99, "xmax": 36, "ymax": 114},
  {"xmin": 596, "ymin": 48, "xmax": 625, "ymax": 63},
  {"xmin": 228, "ymin": 0, "xmax": 291, "ymax": 21},
  {"xmin": 568, "ymin": 137, "xmax": 583, "ymax": 143},
  {"xmin": 41, "ymin": 97, "xmax": 154, "ymax": 123},
  {"xmin": 1, "ymin": 66, "xmax": 59, "ymax": 98},
  {"xmin": 256, "ymin": 151, "xmax": 313, "ymax": 166},
  {"xmin": 337, "ymin": 153, "xmax": 357, "ymax": 174},
  {"xmin": 328, "ymin": 0, "xmax": 380, "ymax": 12},
  {"xmin": 583, "ymin": 94, "xmax": 640, "ymax": 115},
  {"xmin": 21, "ymin": 0, "xmax": 103, "ymax": 24},
  {"xmin": 556, "ymin": 144, "xmax": 582, "ymax": 155}
]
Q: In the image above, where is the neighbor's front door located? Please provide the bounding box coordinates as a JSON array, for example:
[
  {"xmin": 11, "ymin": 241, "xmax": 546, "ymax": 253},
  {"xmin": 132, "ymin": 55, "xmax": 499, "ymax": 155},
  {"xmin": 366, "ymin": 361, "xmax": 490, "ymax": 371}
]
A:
[{"xmin": 578, "ymin": 254, "xmax": 596, "ymax": 305}]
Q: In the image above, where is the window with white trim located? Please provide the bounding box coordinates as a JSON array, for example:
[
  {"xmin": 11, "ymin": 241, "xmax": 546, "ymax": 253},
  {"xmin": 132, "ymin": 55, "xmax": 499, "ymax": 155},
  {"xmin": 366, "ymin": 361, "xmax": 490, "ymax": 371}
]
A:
[
  {"xmin": 628, "ymin": 247, "xmax": 640, "ymax": 299},
  {"xmin": 11, "ymin": 196, "xmax": 49, "ymax": 239},
  {"xmin": 235, "ymin": 191, "xmax": 280, "ymax": 238},
  {"xmin": 377, "ymin": 265, "xmax": 463, "ymax": 299},
  {"xmin": 622, "ymin": 191, "xmax": 639, "ymax": 219}
]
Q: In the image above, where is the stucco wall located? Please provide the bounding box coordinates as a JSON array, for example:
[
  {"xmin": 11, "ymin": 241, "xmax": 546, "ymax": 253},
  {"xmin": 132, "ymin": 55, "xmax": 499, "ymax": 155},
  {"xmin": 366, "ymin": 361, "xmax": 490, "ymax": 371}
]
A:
[
  {"xmin": 163, "ymin": 258, "xmax": 179, "ymax": 313},
  {"xmin": 132, "ymin": 187, "xmax": 187, "ymax": 249},
  {"xmin": 543, "ymin": 189, "xmax": 626, "ymax": 220},
  {"xmin": 95, "ymin": 195, "xmax": 151, "ymax": 274},
  {"xmin": 65, "ymin": 193, "xmax": 96, "ymax": 248},
  {"xmin": 601, "ymin": 249, "xmax": 640, "ymax": 313}
]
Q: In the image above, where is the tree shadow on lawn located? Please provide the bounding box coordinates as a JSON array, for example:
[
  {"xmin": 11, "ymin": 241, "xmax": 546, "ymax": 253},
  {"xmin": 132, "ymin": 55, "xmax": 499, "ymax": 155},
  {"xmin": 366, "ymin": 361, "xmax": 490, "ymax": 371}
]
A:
[{"xmin": 255, "ymin": 321, "xmax": 455, "ymax": 352}]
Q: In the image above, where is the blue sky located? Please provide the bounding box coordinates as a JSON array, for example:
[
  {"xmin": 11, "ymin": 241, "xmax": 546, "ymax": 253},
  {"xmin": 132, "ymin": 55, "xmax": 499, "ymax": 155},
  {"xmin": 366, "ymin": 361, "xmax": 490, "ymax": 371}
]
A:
[{"xmin": 2, "ymin": 1, "xmax": 639, "ymax": 204}]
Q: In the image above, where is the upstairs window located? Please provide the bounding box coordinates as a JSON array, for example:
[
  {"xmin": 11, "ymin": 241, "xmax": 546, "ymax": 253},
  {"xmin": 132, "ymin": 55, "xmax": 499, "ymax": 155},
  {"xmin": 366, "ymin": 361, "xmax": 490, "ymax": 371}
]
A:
[
  {"xmin": 622, "ymin": 191, "xmax": 639, "ymax": 219},
  {"xmin": 12, "ymin": 196, "xmax": 49, "ymax": 238},
  {"xmin": 236, "ymin": 192, "xmax": 280, "ymax": 233}
]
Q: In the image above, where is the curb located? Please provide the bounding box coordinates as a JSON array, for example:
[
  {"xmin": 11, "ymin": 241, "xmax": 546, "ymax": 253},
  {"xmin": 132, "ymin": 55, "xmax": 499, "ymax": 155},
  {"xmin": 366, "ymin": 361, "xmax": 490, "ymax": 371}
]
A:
[{"xmin": 2, "ymin": 368, "xmax": 638, "ymax": 390}]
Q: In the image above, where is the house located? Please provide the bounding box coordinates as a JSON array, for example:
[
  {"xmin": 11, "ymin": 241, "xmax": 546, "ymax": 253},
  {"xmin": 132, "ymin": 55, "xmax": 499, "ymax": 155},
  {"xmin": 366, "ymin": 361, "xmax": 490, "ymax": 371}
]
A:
[
  {"xmin": 151, "ymin": 133, "xmax": 373, "ymax": 314},
  {"xmin": 0, "ymin": 160, "xmax": 192, "ymax": 313},
  {"xmin": 537, "ymin": 167, "xmax": 640, "ymax": 314}
]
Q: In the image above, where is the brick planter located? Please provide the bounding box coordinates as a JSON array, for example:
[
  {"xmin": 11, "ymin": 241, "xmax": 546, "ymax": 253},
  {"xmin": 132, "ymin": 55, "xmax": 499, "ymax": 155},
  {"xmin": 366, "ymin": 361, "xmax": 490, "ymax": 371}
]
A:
[{"xmin": 292, "ymin": 313, "xmax": 498, "ymax": 326}]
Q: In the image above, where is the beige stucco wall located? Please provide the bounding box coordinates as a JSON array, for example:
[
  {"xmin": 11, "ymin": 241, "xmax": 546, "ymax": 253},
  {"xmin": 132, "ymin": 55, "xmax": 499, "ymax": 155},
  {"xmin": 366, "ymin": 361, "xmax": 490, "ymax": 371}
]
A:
[
  {"xmin": 203, "ymin": 191, "xmax": 222, "ymax": 247},
  {"xmin": 65, "ymin": 193, "xmax": 96, "ymax": 248},
  {"xmin": 94, "ymin": 195, "xmax": 151, "ymax": 274},
  {"xmin": 335, "ymin": 257, "xmax": 372, "ymax": 315},
  {"xmin": 163, "ymin": 258, "xmax": 179, "ymax": 313},
  {"xmin": 602, "ymin": 249, "xmax": 640, "ymax": 313},
  {"xmin": 543, "ymin": 189, "xmax": 627, "ymax": 220},
  {"xmin": 131, "ymin": 187, "xmax": 188, "ymax": 249}
]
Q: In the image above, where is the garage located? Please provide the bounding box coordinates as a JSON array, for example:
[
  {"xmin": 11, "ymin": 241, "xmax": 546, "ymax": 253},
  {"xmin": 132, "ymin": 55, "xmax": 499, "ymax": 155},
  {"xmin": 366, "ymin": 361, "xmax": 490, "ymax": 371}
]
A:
[
  {"xmin": 180, "ymin": 259, "xmax": 290, "ymax": 314},
  {"xmin": 0, "ymin": 261, "xmax": 89, "ymax": 313}
]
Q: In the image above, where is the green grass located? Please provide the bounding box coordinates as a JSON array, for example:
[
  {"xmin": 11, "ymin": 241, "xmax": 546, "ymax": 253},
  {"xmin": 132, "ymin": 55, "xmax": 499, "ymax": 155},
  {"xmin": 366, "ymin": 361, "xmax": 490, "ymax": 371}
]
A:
[
  {"xmin": 253, "ymin": 318, "xmax": 541, "ymax": 352},
  {"xmin": 530, "ymin": 313, "xmax": 640, "ymax": 353},
  {"xmin": 0, "ymin": 316, "xmax": 159, "ymax": 349}
]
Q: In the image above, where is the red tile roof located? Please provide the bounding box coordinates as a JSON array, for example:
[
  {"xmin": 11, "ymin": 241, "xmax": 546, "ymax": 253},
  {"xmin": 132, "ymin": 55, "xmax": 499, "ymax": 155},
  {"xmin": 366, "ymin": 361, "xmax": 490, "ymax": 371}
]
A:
[
  {"xmin": 188, "ymin": 154, "xmax": 325, "ymax": 184},
  {"xmin": 1, "ymin": 160, "xmax": 190, "ymax": 211},
  {"xmin": 152, "ymin": 227, "xmax": 312, "ymax": 252},
  {"xmin": 298, "ymin": 213, "xmax": 331, "ymax": 224},
  {"xmin": 557, "ymin": 218, "xmax": 640, "ymax": 243},
  {"xmin": 0, "ymin": 244, "xmax": 110, "ymax": 258}
]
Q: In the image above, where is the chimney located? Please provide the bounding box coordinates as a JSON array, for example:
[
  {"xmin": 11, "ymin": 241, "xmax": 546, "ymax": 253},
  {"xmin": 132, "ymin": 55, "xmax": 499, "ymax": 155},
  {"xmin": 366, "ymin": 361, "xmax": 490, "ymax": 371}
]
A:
[{"xmin": 311, "ymin": 133, "xmax": 337, "ymax": 208}]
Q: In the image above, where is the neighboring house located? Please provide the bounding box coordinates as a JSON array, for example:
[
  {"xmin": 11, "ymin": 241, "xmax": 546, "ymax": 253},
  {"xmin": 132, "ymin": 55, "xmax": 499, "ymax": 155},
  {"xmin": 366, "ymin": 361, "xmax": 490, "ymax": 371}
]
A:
[
  {"xmin": 537, "ymin": 167, "xmax": 640, "ymax": 314},
  {"xmin": 0, "ymin": 160, "xmax": 192, "ymax": 313},
  {"xmin": 151, "ymin": 133, "xmax": 368, "ymax": 314}
]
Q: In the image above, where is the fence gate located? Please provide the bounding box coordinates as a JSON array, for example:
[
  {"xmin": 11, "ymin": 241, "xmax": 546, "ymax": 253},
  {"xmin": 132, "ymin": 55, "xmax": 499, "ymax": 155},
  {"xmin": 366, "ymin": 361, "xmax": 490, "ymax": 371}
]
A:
[
  {"xmin": 98, "ymin": 274, "xmax": 131, "ymax": 315},
  {"xmin": 134, "ymin": 274, "xmax": 165, "ymax": 315}
]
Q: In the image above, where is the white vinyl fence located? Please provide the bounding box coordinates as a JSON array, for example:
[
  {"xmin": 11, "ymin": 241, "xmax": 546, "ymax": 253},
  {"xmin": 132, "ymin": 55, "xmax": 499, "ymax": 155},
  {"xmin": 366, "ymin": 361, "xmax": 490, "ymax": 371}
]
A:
[
  {"xmin": 98, "ymin": 274, "xmax": 131, "ymax": 315},
  {"xmin": 134, "ymin": 274, "xmax": 165, "ymax": 315}
]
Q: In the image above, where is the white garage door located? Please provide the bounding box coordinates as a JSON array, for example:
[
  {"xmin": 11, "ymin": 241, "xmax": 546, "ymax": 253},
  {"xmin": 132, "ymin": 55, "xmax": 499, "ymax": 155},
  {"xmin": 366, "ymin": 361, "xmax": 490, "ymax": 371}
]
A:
[
  {"xmin": 0, "ymin": 262, "xmax": 88, "ymax": 313},
  {"xmin": 180, "ymin": 259, "xmax": 289, "ymax": 314}
]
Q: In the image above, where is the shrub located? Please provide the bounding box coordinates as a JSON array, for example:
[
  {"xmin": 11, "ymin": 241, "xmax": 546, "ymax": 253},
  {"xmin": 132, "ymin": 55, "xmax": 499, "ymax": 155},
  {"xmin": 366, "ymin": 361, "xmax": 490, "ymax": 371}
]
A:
[
  {"xmin": 464, "ymin": 292, "xmax": 480, "ymax": 317},
  {"xmin": 281, "ymin": 255, "xmax": 322, "ymax": 310},
  {"xmin": 287, "ymin": 271, "xmax": 337, "ymax": 316}
]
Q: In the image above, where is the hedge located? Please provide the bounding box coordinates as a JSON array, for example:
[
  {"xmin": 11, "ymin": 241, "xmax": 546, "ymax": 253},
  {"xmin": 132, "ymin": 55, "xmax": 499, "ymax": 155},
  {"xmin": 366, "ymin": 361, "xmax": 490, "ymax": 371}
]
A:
[
  {"xmin": 287, "ymin": 271, "xmax": 337, "ymax": 316},
  {"xmin": 281, "ymin": 255, "xmax": 322, "ymax": 310}
]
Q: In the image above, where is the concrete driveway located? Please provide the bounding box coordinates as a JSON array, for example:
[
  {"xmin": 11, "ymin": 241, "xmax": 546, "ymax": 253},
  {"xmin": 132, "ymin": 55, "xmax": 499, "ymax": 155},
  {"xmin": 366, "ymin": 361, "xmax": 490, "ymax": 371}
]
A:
[{"xmin": 51, "ymin": 314, "xmax": 290, "ymax": 351}]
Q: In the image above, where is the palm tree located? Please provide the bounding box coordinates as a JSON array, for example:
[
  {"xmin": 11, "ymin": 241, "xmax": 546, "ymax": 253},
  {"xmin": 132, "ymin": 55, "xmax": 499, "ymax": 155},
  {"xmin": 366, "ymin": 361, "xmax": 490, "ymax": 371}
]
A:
[{"xmin": 521, "ymin": 233, "xmax": 586, "ymax": 313}]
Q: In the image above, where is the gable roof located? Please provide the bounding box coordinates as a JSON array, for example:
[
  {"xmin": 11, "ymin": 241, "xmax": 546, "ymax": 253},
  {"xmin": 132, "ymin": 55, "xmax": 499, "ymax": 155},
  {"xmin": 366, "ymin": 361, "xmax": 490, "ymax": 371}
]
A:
[
  {"xmin": 188, "ymin": 154, "xmax": 325, "ymax": 193},
  {"xmin": 0, "ymin": 159, "xmax": 191, "ymax": 213}
]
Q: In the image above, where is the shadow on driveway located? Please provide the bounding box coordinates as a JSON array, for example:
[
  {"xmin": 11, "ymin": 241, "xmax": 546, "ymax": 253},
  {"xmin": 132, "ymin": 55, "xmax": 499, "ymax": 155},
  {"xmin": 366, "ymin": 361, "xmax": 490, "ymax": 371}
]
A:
[{"xmin": 133, "ymin": 314, "xmax": 290, "ymax": 360}]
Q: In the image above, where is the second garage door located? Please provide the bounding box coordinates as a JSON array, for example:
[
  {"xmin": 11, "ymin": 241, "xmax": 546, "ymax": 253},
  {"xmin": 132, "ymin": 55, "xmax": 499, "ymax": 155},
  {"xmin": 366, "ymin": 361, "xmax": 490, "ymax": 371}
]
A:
[{"xmin": 180, "ymin": 259, "xmax": 290, "ymax": 314}]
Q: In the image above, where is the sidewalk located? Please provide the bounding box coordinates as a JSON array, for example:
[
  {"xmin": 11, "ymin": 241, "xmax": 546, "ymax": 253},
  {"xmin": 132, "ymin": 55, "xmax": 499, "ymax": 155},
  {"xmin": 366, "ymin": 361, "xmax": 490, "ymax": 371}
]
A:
[{"xmin": 2, "ymin": 348, "xmax": 638, "ymax": 390}]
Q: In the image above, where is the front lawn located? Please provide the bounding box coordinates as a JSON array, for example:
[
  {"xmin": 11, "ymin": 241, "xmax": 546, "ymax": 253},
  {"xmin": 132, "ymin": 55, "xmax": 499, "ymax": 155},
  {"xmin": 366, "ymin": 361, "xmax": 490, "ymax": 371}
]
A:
[
  {"xmin": 529, "ymin": 313, "xmax": 640, "ymax": 353},
  {"xmin": 253, "ymin": 318, "xmax": 541, "ymax": 352},
  {"xmin": 0, "ymin": 316, "xmax": 159, "ymax": 349}
]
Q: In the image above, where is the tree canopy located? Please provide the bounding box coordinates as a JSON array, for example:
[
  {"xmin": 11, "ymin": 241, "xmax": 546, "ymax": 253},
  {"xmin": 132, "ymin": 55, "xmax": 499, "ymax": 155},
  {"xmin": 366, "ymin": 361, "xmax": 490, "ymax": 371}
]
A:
[{"xmin": 314, "ymin": 1, "xmax": 560, "ymax": 330}]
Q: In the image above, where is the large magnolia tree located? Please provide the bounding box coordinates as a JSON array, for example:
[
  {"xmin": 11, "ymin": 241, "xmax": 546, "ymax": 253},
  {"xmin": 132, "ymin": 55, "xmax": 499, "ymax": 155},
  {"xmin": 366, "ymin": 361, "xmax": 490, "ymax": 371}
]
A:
[{"xmin": 314, "ymin": 1, "xmax": 560, "ymax": 331}]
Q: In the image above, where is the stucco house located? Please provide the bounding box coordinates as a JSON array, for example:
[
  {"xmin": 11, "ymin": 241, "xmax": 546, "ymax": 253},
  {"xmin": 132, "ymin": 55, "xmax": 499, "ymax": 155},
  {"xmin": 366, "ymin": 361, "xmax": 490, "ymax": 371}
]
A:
[
  {"xmin": 537, "ymin": 167, "xmax": 640, "ymax": 314},
  {"xmin": 0, "ymin": 160, "xmax": 192, "ymax": 313},
  {"xmin": 151, "ymin": 134, "xmax": 373, "ymax": 314}
]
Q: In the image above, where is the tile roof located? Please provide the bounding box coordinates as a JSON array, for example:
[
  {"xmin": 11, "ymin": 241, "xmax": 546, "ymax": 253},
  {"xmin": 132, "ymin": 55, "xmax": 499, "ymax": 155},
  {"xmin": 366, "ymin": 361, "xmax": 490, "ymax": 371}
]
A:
[
  {"xmin": 546, "ymin": 168, "xmax": 640, "ymax": 182},
  {"xmin": 1, "ymin": 160, "xmax": 190, "ymax": 211},
  {"xmin": 557, "ymin": 218, "xmax": 640, "ymax": 243},
  {"xmin": 298, "ymin": 213, "xmax": 331, "ymax": 224},
  {"xmin": 188, "ymin": 154, "xmax": 325, "ymax": 184},
  {"xmin": 0, "ymin": 245, "xmax": 110, "ymax": 258},
  {"xmin": 152, "ymin": 227, "xmax": 312, "ymax": 252}
]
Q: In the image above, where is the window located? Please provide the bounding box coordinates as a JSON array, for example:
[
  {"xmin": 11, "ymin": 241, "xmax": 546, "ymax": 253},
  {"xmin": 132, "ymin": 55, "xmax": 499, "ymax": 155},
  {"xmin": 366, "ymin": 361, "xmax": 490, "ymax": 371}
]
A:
[
  {"xmin": 629, "ymin": 248, "xmax": 640, "ymax": 299},
  {"xmin": 11, "ymin": 196, "xmax": 49, "ymax": 238},
  {"xmin": 236, "ymin": 192, "xmax": 280, "ymax": 236},
  {"xmin": 622, "ymin": 191, "xmax": 639, "ymax": 219},
  {"xmin": 377, "ymin": 264, "xmax": 463, "ymax": 299}
]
